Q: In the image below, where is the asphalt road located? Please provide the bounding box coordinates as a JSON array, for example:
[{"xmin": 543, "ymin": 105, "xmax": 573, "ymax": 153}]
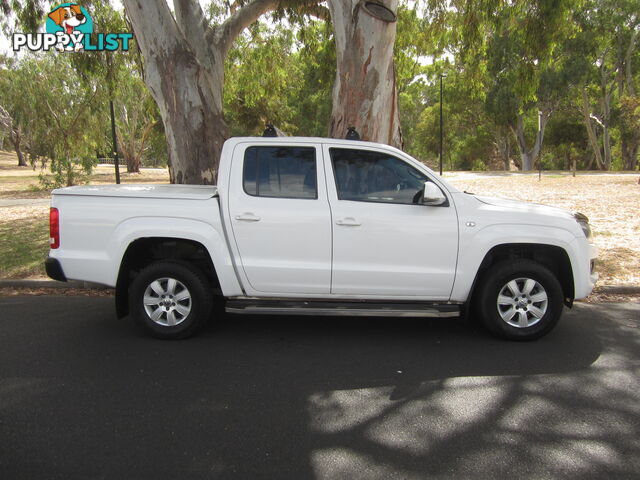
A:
[{"xmin": 0, "ymin": 297, "xmax": 638, "ymax": 480}]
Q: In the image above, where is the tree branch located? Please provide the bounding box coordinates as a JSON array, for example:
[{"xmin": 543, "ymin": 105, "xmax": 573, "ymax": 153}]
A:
[
  {"xmin": 299, "ymin": 3, "xmax": 330, "ymax": 22},
  {"xmin": 174, "ymin": 0, "xmax": 216, "ymax": 70},
  {"xmin": 123, "ymin": 0, "xmax": 181, "ymax": 58},
  {"xmin": 211, "ymin": 0, "xmax": 279, "ymax": 56}
]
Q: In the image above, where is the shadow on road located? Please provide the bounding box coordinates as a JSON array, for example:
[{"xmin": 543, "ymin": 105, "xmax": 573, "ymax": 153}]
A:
[{"xmin": 0, "ymin": 297, "xmax": 637, "ymax": 479}]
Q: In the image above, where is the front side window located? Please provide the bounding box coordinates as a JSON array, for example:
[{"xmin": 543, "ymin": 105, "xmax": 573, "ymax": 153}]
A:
[
  {"xmin": 243, "ymin": 146, "xmax": 317, "ymax": 199},
  {"xmin": 330, "ymin": 148, "xmax": 427, "ymax": 204}
]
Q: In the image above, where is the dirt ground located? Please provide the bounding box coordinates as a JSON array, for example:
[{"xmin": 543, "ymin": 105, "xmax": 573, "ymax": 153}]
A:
[
  {"xmin": 1, "ymin": 150, "xmax": 638, "ymax": 287},
  {"xmin": 445, "ymin": 172, "xmax": 640, "ymax": 286},
  {"xmin": 0, "ymin": 150, "xmax": 168, "ymax": 199}
]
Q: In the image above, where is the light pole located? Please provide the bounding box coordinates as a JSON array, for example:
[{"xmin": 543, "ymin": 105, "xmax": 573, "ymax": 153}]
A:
[{"xmin": 439, "ymin": 73, "xmax": 447, "ymax": 176}]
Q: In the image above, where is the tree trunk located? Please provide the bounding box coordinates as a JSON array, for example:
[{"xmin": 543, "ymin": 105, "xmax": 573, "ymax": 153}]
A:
[
  {"xmin": 580, "ymin": 89, "xmax": 605, "ymax": 170},
  {"xmin": 493, "ymin": 127, "xmax": 511, "ymax": 170},
  {"xmin": 600, "ymin": 68, "xmax": 614, "ymax": 170},
  {"xmin": 622, "ymin": 142, "xmax": 639, "ymax": 170},
  {"xmin": 127, "ymin": 158, "xmax": 141, "ymax": 174},
  {"xmin": 619, "ymin": 29, "xmax": 639, "ymax": 171},
  {"xmin": 504, "ymin": 135, "xmax": 510, "ymax": 171},
  {"xmin": 509, "ymin": 111, "xmax": 549, "ymax": 171},
  {"xmin": 327, "ymin": 0, "xmax": 402, "ymax": 148},
  {"xmin": 119, "ymin": 140, "xmax": 140, "ymax": 173},
  {"xmin": 124, "ymin": 0, "xmax": 278, "ymax": 184},
  {"xmin": 124, "ymin": 0, "xmax": 223, "ymax": 184},
  {"xmin": 9, "ymin": 127, "xmax": 27, "ymax": 167}
]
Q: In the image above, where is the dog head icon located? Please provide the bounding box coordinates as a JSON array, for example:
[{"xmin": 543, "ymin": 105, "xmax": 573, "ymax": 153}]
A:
[{"xmin": 48, "ymin": 4, "xmax": 86, "ymax": 35}]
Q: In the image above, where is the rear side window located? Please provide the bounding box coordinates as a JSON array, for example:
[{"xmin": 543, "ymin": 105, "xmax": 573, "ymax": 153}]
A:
[{"xmin": 243, "ymin": 146, "xmax": 317, "ymax": 199}]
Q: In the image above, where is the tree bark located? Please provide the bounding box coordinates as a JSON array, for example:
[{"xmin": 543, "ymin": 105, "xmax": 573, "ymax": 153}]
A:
[
  {"xmin": 327, "ymin": 0, "xmax": 403, "ymax": 148},
  {"xmin": 580, "ymin": 88, "xmax": 605, "ymax": 170},
  {"xmin": 493, "ymin": 127, "xmax": 511, "ymax": 170},
  {"xmin": 622, "ymin": 141, "xmax": 639, "ymax": 171},
  {"xmin": 600, "ymin": 66, "xmax": 614, "ymax": 170},
  {"xmin": 123, "ymin": 0, "xmax": 278, "ymax": 184},
  {"xmin": 509, "ymin": 110, "xmax": 550, "ymax": 171},
  {"xmin": 9, "ymin": 126, "xmax": 26, "ymax": 167},
  {"xmin": 618, "ymin": 29, "xmax": 639, "ymax": 171}
]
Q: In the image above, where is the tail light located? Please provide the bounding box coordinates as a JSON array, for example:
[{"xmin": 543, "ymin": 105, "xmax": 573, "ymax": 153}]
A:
[{"xmin": 50, "ymin": 207, "xmax": 60, "ymax": 249}]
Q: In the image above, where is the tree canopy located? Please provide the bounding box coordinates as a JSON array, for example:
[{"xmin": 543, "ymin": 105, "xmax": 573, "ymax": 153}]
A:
[{"xmin": 0, "ymin": 0, "xmax": 638, "ymax": 182}]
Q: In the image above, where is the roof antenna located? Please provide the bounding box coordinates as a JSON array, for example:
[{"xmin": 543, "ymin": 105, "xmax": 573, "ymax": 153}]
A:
[
  {"xmin": 263, "ymin": 124, "xmax": 278, "ymax": 137},
  {"xmin": 263, "ymin": 124, "xmax": 288, "ymax": 137},
  {"xmin": 345, "ymin": 127, "xmax": 360, "ymax": 140}
]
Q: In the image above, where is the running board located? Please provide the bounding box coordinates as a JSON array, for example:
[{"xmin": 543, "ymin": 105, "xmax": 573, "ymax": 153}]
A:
[{"xmin": 225, "ymin": 299, "xmax": 460, "ymax": 318}]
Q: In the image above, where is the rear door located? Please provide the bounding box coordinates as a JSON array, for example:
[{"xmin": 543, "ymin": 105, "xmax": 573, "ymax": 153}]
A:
[
  {"xmin": 323, "ymin": 145, "xmax": 459, "ymax": 299},
  {"xmin": 227, "ymin": 142, "xmax": 332, "ymax": 294}
]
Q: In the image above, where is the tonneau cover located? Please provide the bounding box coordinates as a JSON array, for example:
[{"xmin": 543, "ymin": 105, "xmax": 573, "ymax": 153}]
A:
[{"xmin": 52, "ymin": 184, "xmax": 218, "ymax": 200}]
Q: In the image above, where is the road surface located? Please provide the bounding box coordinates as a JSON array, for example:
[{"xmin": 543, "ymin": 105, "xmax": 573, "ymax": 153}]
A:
[{"xmin": 0, "ymin": 297, "xmax": 638, "ymax": 479}]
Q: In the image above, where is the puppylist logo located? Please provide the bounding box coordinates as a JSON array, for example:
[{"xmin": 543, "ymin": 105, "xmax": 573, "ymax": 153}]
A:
[{"xmin": 13, "ymin": 3, "xmax": 132, "ymax": 53}]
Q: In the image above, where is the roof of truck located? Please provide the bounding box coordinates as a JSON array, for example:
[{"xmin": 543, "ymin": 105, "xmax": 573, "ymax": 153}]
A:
[{"xmin": 225, "ymin": 136, "xmax": 406, "ymax": 155}]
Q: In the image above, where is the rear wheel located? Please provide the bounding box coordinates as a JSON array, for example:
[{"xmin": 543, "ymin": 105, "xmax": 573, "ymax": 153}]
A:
[
  {"xmin": 129, "ymin": 261, "xmax": 213, "ymax": 339},
  {"xmin": 476, "ymin": 260, "xmax": 564, "ymax": 341}
]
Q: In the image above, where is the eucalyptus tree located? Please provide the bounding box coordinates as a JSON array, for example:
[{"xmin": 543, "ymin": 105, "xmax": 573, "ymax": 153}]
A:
[
  {"xmin": 457, "ymin": 0, "xmax": 574, "ymax": 170},
  {"xmin": 562, "ymin": 0, "xmax": 639, "ymax": 170},
  {"xmin": 326, "ymin": 0, "xmax": 403, "ymax": 147},
  {"xmin": 121, "ymin": 0, "xmax": 295, "ymax": 184}
]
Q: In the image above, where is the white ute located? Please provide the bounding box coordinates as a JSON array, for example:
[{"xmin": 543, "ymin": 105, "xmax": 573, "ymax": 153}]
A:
[{"xmin": 45, "ymin": 137, "xmax": 598, "ymax": 340}]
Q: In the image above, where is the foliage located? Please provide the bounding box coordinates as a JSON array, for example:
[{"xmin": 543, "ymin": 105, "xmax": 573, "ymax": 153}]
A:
[
  {"xmin": 223, "ymin": 18, "xmax": 334, "ymax": 138},
  {"xmin": 0, "ymin": 0, "xmax": 638, "ymax": 173},
  {"xmin": 0, "ymin": 1, "xmax": 165, "ymax": 182}
]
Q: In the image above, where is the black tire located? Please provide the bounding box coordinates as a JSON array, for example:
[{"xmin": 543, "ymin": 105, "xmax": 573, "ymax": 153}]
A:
[
  {"xmin": 129, "ymin": 261, "xmax": 213, "ymax": 339},
  {"xmin": 475, "ymin": 260, "xmax": 564, "ymax": 341}
]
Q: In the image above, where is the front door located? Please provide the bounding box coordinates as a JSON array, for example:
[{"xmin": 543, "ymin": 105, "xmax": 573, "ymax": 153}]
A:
[
  {"xmin": 228, "ymin": 143, "xmax": 332, "ymax": 294},
  {"xmin": 323, "ymin": 145, "xmax": 459, "ymax": 299}
]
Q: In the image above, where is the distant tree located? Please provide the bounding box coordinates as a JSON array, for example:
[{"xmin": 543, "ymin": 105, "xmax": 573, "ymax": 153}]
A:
[
  {"xmin": 0, "ymin": 105, "xmax": 26, "ymax": 166},
  {"xmin": 478, "ymin": 0, "xmax": 574, "ymax": 170},
  {"xmin": 115, "ymin": 75, "xmax": 158, "ymax": 173}
]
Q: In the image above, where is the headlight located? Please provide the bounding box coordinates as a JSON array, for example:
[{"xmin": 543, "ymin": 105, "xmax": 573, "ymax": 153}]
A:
[{"xmin": 574, "ymin": 212, "xmax": 592, "ymax": 239}]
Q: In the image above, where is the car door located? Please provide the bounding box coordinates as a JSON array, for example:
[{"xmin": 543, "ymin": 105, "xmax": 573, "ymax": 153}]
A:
[
  {"xmin": 227, "ymin": 142, "xmax": 332, "ymax": 294},
  {"xmin": 323, "ymin": 145, "xmax": 459, "ymax": 299}
]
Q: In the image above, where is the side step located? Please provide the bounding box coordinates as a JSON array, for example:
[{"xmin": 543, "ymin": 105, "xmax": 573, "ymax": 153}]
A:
[{"xmin": 225, "ymin": 298, "xmax": 460, "ymax": 318}]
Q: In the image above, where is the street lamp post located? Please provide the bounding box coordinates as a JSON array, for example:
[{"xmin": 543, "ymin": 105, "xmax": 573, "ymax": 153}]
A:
[{"xmin": 439, "ymin": 73, "xmax": 447, "ymax": 176}]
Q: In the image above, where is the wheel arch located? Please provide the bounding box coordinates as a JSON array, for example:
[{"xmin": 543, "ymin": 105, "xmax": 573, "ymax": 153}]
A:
[
  {"xmin": 115, "ymin": 237, "xmax": 220, "ymax": 318},
  {"xmin": 467, "ymin": 243, "xmax": 575, "ymax": 308}
]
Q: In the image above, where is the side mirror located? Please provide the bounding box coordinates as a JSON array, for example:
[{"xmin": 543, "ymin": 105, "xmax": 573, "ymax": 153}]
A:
[{"xmin": 423, "ymin": 182, "xmax": 446, "ymax": 206}]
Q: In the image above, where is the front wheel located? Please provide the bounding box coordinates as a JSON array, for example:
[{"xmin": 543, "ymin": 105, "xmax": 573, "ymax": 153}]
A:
[
  {"xmin": 475, "ymin": 260, "xmax": 564, "ymax": 341},
  {"xmin": 129, "ymin": 261, "xmax": 213, "ymax": 339}
]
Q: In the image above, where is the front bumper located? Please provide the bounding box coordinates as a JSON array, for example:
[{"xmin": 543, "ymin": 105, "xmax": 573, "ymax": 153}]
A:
[{"xmin": 45, "ymin": 257, "xmax": 67, "ymax": 282}]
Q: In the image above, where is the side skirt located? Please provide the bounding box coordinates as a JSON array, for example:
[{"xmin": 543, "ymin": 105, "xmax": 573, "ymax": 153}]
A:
[{"xmin": 225, "ymin": 298, "xmax": 461, "ymax": 318}]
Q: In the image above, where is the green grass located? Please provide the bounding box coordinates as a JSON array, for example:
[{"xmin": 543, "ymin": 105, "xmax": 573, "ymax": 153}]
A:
[{"xmin": 0, "ymin": 214, "xmax": 49, "ymax": 278}]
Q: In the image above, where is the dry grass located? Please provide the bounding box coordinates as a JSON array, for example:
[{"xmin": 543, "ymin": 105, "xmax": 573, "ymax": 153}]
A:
[
  {"xmin": 1, "ymin": 151, "xmax": 638, "ymax": 287},
  {"xmin": 446, "ymin": 172, "xmax": 640, "ymax": 286},
  {"xmin": 0, "ymin": 150, "xmax": 169, "ymax": 199},
  {"xmin": 0, "ymin": 151, "xmax": 168, "ymax": 278}
]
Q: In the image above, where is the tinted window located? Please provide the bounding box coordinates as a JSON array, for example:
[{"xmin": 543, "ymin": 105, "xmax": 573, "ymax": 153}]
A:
[
  {"xmin": 330, "ymin": 148, "xmax": 427, "ymax": 204},
  {"xmin": 243, "ymin": 146, "xmax": 317, "ymax": 199}
]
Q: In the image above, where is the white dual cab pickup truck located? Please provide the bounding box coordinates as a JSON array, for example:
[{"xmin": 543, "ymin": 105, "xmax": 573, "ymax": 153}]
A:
[{"xmin": 45, "ymin": 137, "xmax": 598, "ymax": 340}]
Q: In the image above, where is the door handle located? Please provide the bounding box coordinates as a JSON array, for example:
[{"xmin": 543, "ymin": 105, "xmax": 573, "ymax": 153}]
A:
[
  {"xmin": 336, "ymin": 217, "xmax": 361, "ymax": 227},
  {"xmin": 235, "ymin": 213, "xmax": 261, "ymax": 222}
]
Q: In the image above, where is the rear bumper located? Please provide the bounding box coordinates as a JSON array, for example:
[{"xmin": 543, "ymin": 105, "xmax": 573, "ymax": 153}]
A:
[{"xmin": 45, "ymin": 257, "xmax": 67, "ymax": 282}]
